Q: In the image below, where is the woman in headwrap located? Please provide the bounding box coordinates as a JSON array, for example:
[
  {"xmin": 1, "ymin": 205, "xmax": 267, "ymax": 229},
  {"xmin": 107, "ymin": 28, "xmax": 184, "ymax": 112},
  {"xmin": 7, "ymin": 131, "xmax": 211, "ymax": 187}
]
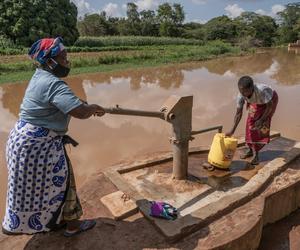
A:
[{"xmin": 2, "ymin": 37, "xmax": 105, "ymax": 236}]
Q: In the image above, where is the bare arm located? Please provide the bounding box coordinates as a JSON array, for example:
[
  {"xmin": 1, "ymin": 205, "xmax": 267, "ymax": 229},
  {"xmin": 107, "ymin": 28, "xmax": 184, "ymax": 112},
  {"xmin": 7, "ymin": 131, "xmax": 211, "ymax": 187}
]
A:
[
  {"xmin": 226, "ymin": 107, "xmax": 243, "ymax": 136},
  {"xmin": 69, "ymin": 103, "xmax": 105, "ymax": 119}
]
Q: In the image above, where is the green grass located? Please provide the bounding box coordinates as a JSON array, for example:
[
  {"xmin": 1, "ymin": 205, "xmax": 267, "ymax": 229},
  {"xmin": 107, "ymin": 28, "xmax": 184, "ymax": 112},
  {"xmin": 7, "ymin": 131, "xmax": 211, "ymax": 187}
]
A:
[
  {"xmin": 0, "ymin": 36, "xmax": 206, "ymax": 55},
  {"xmin": 74, "ymin": 36, "xmax": 205, "ymax": 47},
  {"xmin": 0, "ymin": 45, "xmax": 143, "ymax": 55},
  {"xmin": 0, "ymin": 36, "xmax": 26, "ymax": 55},
  {"xmin": 0, "ymin": 47, "xmax": 27, "ymax": 55},
  {"xmin": 67, "ymin": 45, "xmax": 143, "ymax": 53},
  {"xmin": 0, "ymin": 41, "xmax": 241, "ymax": 84}
]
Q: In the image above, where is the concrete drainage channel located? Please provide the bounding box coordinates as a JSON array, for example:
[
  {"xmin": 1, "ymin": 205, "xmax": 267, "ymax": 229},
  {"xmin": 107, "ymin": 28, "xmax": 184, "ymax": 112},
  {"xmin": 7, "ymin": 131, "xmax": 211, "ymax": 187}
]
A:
[{"xmin": 102, "ymin": 133, "xmax": 300, "ymax": 249}]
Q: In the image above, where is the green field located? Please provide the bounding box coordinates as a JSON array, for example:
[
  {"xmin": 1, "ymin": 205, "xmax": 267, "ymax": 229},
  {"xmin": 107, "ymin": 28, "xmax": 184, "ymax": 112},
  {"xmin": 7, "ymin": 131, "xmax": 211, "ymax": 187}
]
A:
[{"xmin": 0, "ymin": 40, "xmax": 242, "ymax": 84}]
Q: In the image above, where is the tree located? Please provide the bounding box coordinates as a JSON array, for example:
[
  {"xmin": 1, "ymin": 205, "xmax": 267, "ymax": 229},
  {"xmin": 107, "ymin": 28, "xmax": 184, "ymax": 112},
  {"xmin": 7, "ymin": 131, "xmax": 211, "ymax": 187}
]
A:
[
  {"xmin": 204, "ymin": 16, "xmax": 238, "ymax": 41},
  {"xmin": 140, "ymin": 10, "xmax": 159, "ymax": 36},
  {"xmin": 277, "ymin": 2, "xmax": 300, "ymax": 43},
  {"xmin": 235, "ymin": 12, "xmax": 277, "ymax": 46},
  {"xmin": 127, "ymin": 2, "xmax": 140, "ymax": 21},
  {"xmin": 157, "ymin": 3, "xmax": 185, "ymax": 37},
  {"xmin": 157, "ymin": 3, "xmax": 173, "ymax": 23},
  {"xmin": 0, "ymin": 0, "xmax": 79, "ymax": 46},
  {"xmin": 294, "ymin": 19, "xmax": 300, "ymax": 40},
  {"xmin": 172, "ymin": 4, "xmax": 185, "ymax": 26},
  {"xmin": 182, "ymin": 22, "xmax": 205, "ymax": 39},
  {"xmin": 106, "ymin": 17, "xmax": 120, "ymax": 35},
  {"xmin": 77, "ymin": 13, "xmax": 109, "ymax": 36},
  {"xmin": 116, "ymin": 18, "xmax": 130, "ymax": 36},
  {"xmin": 124, "ymin": 2, "xmax": 141, "ymax": 35}
]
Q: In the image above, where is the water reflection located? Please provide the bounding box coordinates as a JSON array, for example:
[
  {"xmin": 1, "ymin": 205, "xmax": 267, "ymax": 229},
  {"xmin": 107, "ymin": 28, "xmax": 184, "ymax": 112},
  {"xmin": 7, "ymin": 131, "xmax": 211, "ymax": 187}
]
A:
[
  {"xmin": 73, "ymin": 65, "xmax": 185, "ymax": 90},
  {"xmin": 1, "ymin": 48, "xmax": 300, "ymax": 218},
  {"xmin": 288, "ymin": 47, "xmax": 300, "ymax": 55},
  {"xmin": 0, "ymin": 80, "xmax": 87, "ymax": 117},
  {"xmin": 271, "ymin": 49, "xmax": 300, "ymax": 85},
  {"xmin": 200, "ymin": 49, "xmax": 300, "ymax": 86},
  {"xmin": 202, "ymin": 52, "xmax": 274, "ymax": 76}
]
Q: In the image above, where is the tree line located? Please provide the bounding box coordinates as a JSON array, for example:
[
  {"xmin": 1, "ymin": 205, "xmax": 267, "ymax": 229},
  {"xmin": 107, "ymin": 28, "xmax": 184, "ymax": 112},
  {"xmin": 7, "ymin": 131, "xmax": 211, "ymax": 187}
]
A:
[
  {"xmin": 78, "ymin": 3, "xmax": 185, "ymax": 38},
  {"xmin": 0, "ymin": 1, "xmax": 299, "ymax": 47},
  {"xmin": 78, "ymin": 2, "xmax": 300, "ymax": 47}
]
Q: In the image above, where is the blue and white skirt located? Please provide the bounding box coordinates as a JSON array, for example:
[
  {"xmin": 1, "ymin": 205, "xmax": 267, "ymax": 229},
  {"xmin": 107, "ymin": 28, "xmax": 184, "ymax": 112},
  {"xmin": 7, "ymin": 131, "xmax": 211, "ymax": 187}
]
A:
[{"xmin": 2, "ymin": 120, "xmax": 68, "ymax": 234}]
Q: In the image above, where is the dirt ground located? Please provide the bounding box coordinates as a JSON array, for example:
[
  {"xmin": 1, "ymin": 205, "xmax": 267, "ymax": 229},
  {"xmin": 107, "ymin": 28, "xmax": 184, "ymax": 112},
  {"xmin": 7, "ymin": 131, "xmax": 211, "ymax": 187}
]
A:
[{"xmin": 0, "ymin": 174, "xmax": 203, "ymax": 250}]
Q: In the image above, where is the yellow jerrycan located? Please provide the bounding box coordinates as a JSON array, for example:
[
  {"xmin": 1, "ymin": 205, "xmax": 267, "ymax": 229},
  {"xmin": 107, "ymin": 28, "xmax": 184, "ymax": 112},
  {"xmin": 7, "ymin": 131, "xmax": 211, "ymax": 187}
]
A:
[{"xmin": 208, "ymin": 133, "xmax": 238, "ymax": 169}]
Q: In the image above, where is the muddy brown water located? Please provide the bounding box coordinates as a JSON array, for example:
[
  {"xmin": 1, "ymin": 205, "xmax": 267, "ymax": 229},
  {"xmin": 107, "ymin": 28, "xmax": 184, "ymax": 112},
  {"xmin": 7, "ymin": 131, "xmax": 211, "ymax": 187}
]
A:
[{"xmin": 0, "ymin": 48, "xmax": 300, "ymax": 220}]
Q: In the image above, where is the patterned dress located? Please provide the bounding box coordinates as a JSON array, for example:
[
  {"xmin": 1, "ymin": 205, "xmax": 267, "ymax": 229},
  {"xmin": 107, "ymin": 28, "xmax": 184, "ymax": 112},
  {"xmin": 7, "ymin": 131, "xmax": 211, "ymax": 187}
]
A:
[{"xmin": 2, "ymin": 120, "xmax": 68, "ymax": 233}]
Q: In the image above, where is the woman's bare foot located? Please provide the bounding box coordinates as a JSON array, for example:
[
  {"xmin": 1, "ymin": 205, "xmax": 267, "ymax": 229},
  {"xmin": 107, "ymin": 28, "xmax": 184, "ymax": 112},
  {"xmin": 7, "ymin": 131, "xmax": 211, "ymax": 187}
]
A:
[
  {"xmin": 202, "ymin": 162, "xmax": 215, "ymax": 171},
  {"xmin": 250, "ymin": 153, "xmax": 259, "ymax": 165},
  {"xmin": 240, "ymin": 148, "xmax": 253, "ymax": 159}
]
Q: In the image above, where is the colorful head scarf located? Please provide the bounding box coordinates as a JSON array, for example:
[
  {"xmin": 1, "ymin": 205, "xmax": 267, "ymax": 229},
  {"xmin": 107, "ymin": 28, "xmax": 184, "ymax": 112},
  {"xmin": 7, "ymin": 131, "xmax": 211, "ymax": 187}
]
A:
[{"xmin": 28, "ymin": 37, "xmax": 65, "ymax": 64}]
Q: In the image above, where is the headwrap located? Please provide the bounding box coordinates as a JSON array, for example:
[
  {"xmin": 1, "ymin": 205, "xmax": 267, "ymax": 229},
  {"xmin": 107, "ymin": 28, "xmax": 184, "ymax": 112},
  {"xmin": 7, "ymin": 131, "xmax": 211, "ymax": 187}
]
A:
[{"xmin": 28, "ymin": 37, "xmax": 65, "ymax": 64}]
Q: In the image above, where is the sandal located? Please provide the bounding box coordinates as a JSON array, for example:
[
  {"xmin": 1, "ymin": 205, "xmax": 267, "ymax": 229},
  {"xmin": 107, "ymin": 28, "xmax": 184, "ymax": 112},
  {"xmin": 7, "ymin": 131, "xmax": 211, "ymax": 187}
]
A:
[
  {"xmin": 52, "ymin": 221, "xmax": 67, "ymax": 231},
  {"xmin": 2, "ymin": 227, "xmax": 23, "ymax": 235},
  {"xmin": 64, "ymin": 220, "xmax": 96, "ymax": 237}
]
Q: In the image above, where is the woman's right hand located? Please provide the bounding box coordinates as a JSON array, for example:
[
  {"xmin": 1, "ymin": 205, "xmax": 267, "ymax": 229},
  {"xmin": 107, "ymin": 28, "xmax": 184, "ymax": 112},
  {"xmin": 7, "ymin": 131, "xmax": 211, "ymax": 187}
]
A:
[{"xmin": 69, "ymin": 103, "xmax": 105, "ymax": 119}]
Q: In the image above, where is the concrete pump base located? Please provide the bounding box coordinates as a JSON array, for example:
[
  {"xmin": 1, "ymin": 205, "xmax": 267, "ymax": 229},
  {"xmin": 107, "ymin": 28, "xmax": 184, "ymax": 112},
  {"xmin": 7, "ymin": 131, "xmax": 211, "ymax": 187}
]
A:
[{"xmin": 103, "ymin": 132, "xmax": 300, "ymax": 247}]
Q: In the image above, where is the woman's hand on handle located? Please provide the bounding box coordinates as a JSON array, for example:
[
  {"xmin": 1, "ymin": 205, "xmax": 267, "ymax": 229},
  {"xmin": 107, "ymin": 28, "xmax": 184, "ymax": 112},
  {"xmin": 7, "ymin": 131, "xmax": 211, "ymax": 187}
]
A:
[
  {"xmin": 69, "ymin": 103, "xmax": 105, "ymax": 119},
  {"xmin": 90, "ymin": 104, "xmax": 105, "ymax": 117}
]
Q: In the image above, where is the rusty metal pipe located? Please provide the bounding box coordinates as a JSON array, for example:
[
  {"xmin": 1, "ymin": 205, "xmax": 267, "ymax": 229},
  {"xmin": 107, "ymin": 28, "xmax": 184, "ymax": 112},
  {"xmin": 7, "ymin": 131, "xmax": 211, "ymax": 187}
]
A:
[
  {"xmin": 103, "ymin": 106, "xmax": 165, "ymax": 120},
  {"xmin": 172, "ymin": 139, "xmax": 189, "ymax": 180},
  {"xmin": 191, "ymin": 125, "xmax": 223, "ymax": 136}
]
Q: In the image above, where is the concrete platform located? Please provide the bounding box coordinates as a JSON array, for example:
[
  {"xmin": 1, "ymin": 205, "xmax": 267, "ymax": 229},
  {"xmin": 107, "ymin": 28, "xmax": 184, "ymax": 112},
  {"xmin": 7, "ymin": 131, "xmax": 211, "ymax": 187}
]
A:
[{"xmin": 103, "ymin": 132, "xmax": 300, "ymax": 244}]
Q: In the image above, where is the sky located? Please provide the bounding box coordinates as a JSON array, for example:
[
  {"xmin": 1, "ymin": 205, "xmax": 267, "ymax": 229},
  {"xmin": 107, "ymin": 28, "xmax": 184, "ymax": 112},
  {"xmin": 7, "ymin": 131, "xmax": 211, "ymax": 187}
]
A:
[{"xmin": 71, "ymin": 0, "xmax": 292, "ymax": 23}]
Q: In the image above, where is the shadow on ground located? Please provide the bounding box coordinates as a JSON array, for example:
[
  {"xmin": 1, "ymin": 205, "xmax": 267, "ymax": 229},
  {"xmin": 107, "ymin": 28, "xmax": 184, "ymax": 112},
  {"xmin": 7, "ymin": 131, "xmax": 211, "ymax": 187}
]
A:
[{"xmin": 22, "ymin": 215, "xmax": 208, "ymax": 250}]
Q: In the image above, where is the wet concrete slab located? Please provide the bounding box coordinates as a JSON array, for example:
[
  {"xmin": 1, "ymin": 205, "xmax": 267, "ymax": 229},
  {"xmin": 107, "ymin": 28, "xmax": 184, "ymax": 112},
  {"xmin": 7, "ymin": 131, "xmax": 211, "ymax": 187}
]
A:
[
  {"xmin": 104, "ymin": 134, "xmax": 300, "ymax": 242},
  {"xmin": 189, "ymin": 136, "xmax": 297, "ymax": 190}
]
